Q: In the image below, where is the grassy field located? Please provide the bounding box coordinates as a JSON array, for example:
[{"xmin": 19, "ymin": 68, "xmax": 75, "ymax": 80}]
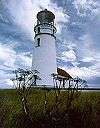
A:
[{"xmin": 0, "ymin": 89, "xmax": 100, "ymax": 128}]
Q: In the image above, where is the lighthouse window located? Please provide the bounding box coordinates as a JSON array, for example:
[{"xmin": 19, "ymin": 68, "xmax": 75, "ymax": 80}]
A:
[
  {"xmin": 38, "ymin": 27, "xmax": 40, "ymax": 33},
  {"xmin": 37, "ymin": 38, "xmax": 40, "ymax": 46},
  {"xmin": 53, "ymin": 29, "xmax": 55, "ymax": 34}
]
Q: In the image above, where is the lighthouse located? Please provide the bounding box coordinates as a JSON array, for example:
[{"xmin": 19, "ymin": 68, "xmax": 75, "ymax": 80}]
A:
[{"xmin": 32, "ymin": 9, "xmax": 57, "ymax": 86}]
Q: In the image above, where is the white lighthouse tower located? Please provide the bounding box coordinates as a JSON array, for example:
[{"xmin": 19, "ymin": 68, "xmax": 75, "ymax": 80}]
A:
[{"xmin": 32, "ymin": 9, "xmax": 57, "ymax": 86}]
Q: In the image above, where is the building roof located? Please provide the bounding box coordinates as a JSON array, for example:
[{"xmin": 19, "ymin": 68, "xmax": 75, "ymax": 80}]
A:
[{"xmin": 57, "ymin": 67, "xmax": 72, "ymax": 79}]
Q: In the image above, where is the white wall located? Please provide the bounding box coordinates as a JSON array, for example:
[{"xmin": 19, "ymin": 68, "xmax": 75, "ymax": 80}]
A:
[{"xmin": 32, "ymin": 33, "xmax": 57, "ymax": 85}]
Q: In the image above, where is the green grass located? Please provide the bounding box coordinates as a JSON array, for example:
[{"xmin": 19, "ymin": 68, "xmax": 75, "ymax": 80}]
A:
[{"xmin": 0, "ymin": 89, "xmax": 100, "ymax": 128}]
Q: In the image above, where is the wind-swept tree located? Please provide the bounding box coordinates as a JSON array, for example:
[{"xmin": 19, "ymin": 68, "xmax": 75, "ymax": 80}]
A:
[
  {"xmin": 11, "ymin": 68, "xmax": 40, "ymax": 115},
  {"xmin": 49, "ymin": 75, "xmax": 88, "ymax": 128}
]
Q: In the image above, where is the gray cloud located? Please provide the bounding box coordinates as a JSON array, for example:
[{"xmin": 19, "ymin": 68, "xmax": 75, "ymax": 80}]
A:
[
  {"xmin": 0, "ymin": 0, "xmax": 69, "ymax": 88},
  {"xmin": 54, "ymin": 0, "xmax": 100, "ymax": 87},
  {"xmin": 0, "ymin": 0, "xmax": 100, "ymax": 88}
]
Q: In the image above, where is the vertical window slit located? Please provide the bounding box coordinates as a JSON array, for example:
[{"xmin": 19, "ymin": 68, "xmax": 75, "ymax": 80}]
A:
[
  {"xmin": 38, "ymin": 27, "xmax": 40, "ymax": 33},
  {"xmin": 37, "ymin": 38, "xmax": 40, "ymax": 47}
]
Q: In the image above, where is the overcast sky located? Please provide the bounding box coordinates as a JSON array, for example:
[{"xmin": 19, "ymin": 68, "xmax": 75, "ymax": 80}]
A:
[{"xmin": 0, "ymin": 0, "xmax": 100, "ymax": 88}]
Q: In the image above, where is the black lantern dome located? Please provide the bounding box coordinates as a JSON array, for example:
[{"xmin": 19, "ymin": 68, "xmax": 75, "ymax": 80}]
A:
[{"xmin": 37, "ymin": 9, "xmax": 55, "ymax": 24}]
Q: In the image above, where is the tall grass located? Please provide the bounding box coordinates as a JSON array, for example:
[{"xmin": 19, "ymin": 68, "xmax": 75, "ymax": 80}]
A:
[{"xmin": 0, "ymin": 89, "xmax": 100, "ymax": 128}]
